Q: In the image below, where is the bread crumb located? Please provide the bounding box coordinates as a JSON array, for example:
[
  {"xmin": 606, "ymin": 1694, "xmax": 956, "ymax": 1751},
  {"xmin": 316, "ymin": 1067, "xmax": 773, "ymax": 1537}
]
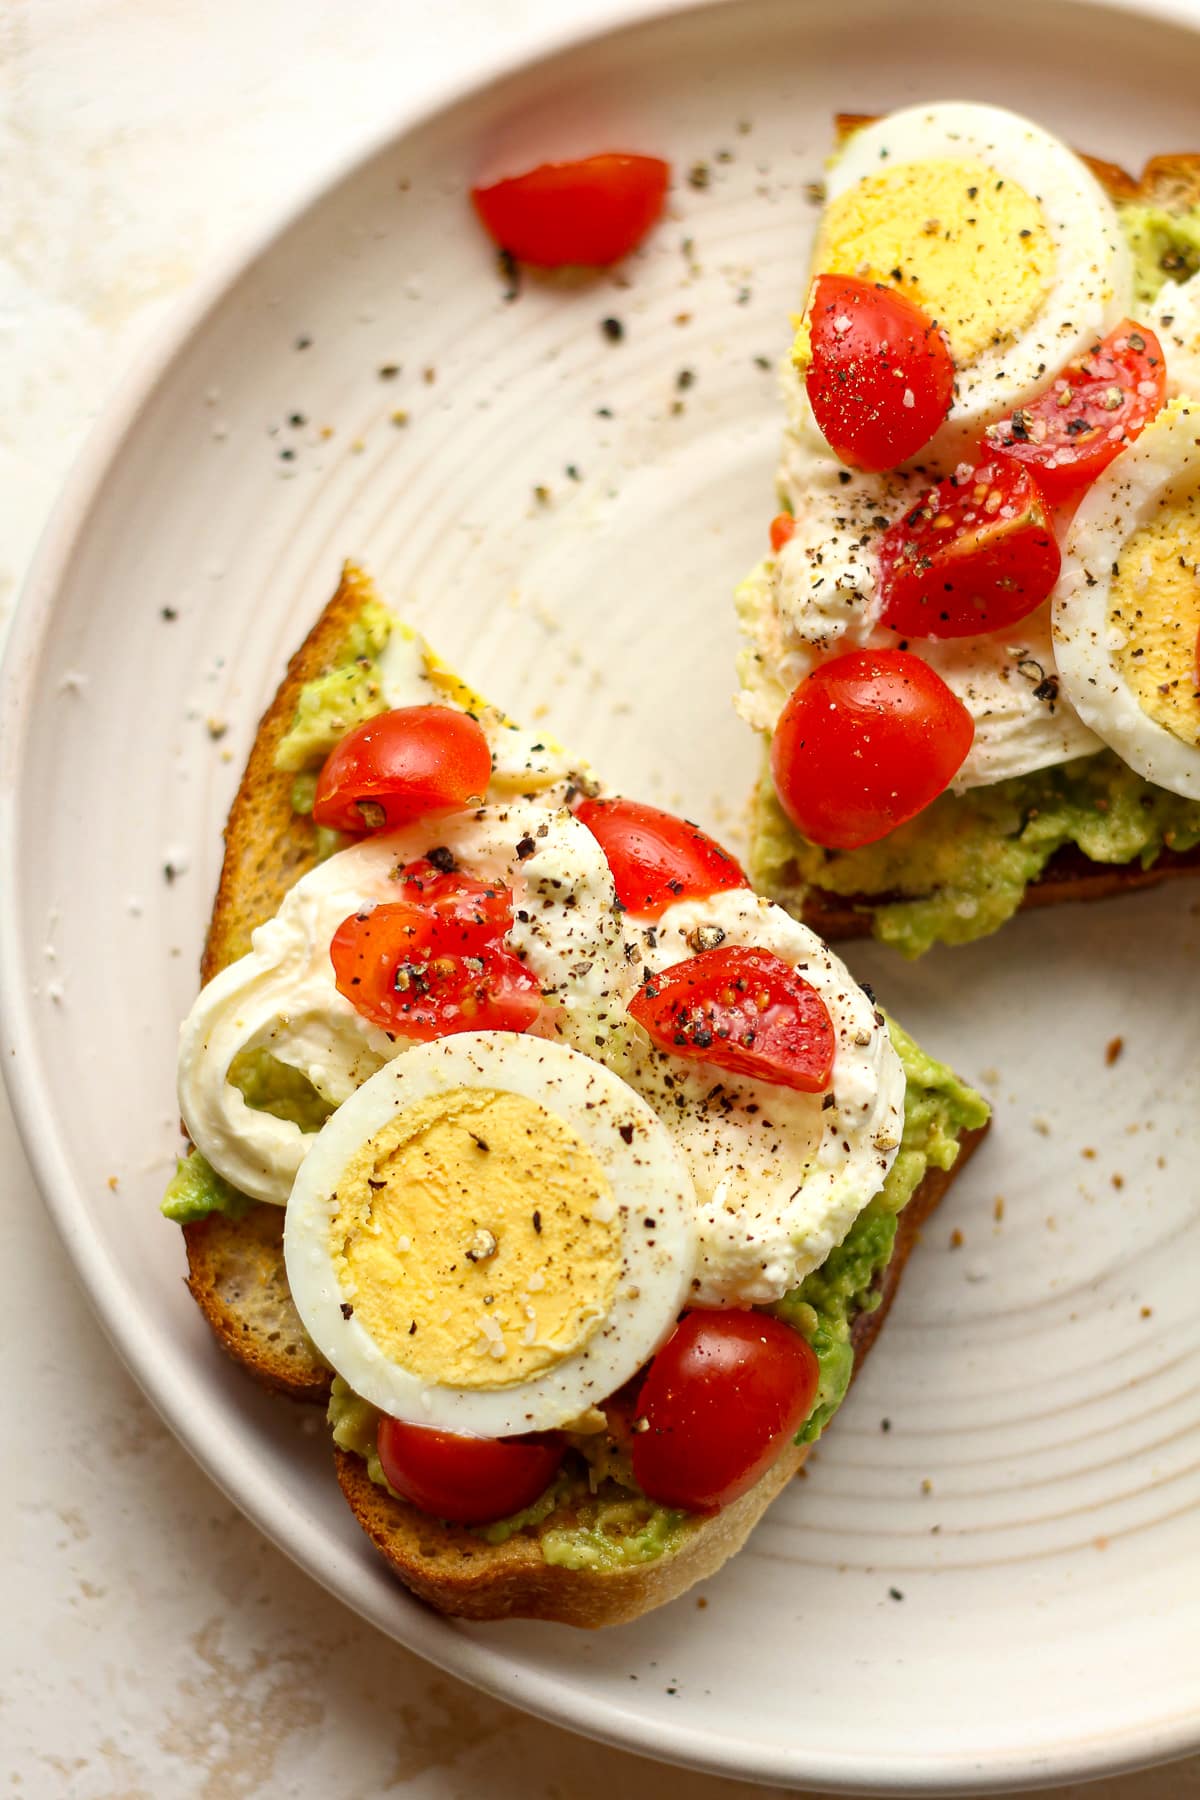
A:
[
  {"xmin": 695, "ymin": 1595, "xmax": 708, "ymax": 1609},
  {"xmin": 1112, "ymin": 1173, "xmax": 1125, "ymax": 1190},
  {"xmin": 949, "ymin": 1228, "xmax": 964, "ymax": 1249},
  {"xmin": 1031, "ymin": 1115, "xmax": 1052, "ymax": 1136},
  {"xmin": 1105, "ymin": 1035, "xmax": 1124, "ymax": 1066},
  {"xmin": 1141, "ymin": 1306, "xmax": 1153, "ymax": 1319},
  {"xmin": 1081, "ymin": 1147, "xmax": 1097, "ymax": 1160},
  {"xmin": 106, "ymin": 1175, "xmax": 119, "ymax": 1191},
  {"xmin": 993, "ymin": 1196, "xmax": 1005, "ymax": 1222}
]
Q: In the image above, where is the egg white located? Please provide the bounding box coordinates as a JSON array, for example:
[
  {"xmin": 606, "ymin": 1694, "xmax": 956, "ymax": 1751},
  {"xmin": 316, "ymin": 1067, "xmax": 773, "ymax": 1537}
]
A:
[{"xmin": 1053, "ymin": 399, "xmax": 1200, "ymax": 798}]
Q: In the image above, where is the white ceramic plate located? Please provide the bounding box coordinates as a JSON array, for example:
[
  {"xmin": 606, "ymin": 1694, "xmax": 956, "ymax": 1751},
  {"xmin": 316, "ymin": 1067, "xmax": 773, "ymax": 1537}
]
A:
[{"xmin": 4, "ymin": 0, "xmax": 1200, "ymax": 1790}]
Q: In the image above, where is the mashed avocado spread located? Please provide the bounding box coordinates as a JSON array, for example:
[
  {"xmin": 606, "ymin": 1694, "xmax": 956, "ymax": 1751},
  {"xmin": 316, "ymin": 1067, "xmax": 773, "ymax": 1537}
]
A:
[{"xmin": 748, "ymin": 201, "xmax": 1200, "ymax": 956}]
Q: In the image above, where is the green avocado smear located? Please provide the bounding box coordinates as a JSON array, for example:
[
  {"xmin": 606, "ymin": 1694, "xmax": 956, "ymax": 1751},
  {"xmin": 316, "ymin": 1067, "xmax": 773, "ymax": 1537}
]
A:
[
  {"xmin": 752, "ymin": 751, "xmax": 1200, "ymax": 960},
  {"xmin": 329, "ymin": 1022, "xmax": 987, "ymax": 1568}
]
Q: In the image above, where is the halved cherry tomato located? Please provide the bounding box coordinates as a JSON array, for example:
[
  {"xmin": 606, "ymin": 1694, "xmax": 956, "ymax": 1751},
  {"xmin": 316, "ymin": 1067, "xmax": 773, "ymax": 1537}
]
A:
[
  {"xmin": 771, "ymin": 649, "xmax": 974, "ymax": 851},
  {"xmin": 631, "ymin": 1311, "xmax": 819, "ymax": 1512},
  {"xmin": 627, "ymin": 945, "xmax": 834, "ymax": 1094},
  {"xmin": 330, "ymin": 863, "xmax": 541, "ymax": 1040},
  {"xmin": 470, "ymin": 154, "xmax": 669, "ymax": 268},
  {"xmin": 575, "ymin": 797, "xmax": 748, "ymax": 919},
  {"xmin": 805, "ymin": 274, "xmax": 955, "ymax": 473},
  {"xmin": 312, "ymin": 706, "xmax": 491, "ymax": 835},
  {"xmin": 769, "ymin": 513, "xmax": 796, "ymax": 554},
  {"xmin": 377, "ymin": 1417, "xmax": 564, "ymax": 1526},
  {"xmin": 877, "ymin": 459, "xmax": 1061, "ymax": 639},
  {"xmin": 986, "ymin": 320, "xmax": 1166, "ymax": 499}
]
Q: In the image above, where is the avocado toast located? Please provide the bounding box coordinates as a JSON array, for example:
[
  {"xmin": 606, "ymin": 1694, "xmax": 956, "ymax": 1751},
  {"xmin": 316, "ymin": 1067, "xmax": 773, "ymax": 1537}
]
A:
[
  {"xmin": 739, "ymin": 113, "xmax": 1200, "ymax": 957},
  {"xmin": 167, "ymin": 561, "xmax": 988, "ymax": 1626}
]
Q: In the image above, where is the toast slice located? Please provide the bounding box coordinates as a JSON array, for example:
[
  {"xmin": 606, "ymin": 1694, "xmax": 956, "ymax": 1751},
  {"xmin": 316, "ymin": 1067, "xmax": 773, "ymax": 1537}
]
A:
[
  {"xmin": 334, "ymin": 1119, "xmax": 987, "ymax": 1626},
  {"xmin": 752, "ymin": 123, "xmax": 1200, "ymax": 946},
  {"xmin": 174, "ymin": 561, "xmax": 988, "ymax": 1625}
]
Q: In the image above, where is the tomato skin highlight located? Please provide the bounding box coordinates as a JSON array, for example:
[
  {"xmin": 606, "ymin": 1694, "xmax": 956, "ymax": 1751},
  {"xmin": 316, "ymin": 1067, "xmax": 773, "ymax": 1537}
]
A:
[
  {"xmin": 470, "ymin": 154, "xmax": 669, "ymax": 268},
  {"xmin": 376, "ymin": 1418, "xmax": 564, "ymax": 1526},
  {"xmin": 986, "ymin": 320, "xmax": 1167, "ymax": 499},
  {"xmin": 805, "ymin": 274, "xmax": 955, "ymax": 473},
  {"xmin": 575, "ymin": 797, "xmax": 748, "ymax": 919},
  {"xmin": 771, "ymin": 649, "xmax": 975, "ymax": 851},
  {"xmin": 330, "ymin": 863, "xmax": 542, "ymax": 1040},
  {"xmin": 877, "ymin": 460, "xmax": 1061, "ymax": 639},
  {"xmin": 627, "ymin": 944, "xmax": 835, "ymax": 1094},
  {"xmin": 769, "ymin": 512, "xmax": 796, "ymax": 554},
  {"xmin": 312, "ymin": 706, "xmax": 492, "ymax": 834},
  {"xmin": 631, "ymin": 1311, "xmax": 820, "ymax": 1512}
]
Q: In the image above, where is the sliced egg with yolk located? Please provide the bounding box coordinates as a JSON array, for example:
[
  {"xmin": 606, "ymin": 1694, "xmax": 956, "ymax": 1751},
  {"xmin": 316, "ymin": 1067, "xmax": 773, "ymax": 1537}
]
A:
[
  {"xmin": 283, "ymin": 1032, "xmax": 698, "ymax": 1435},
  {"xmin": 1054, "ymin": 398, "xmax": 1200, "ymax": 797},
  {"xmin": 801, "ymin": 101, "xmax": 1132, "ymax": 470}
]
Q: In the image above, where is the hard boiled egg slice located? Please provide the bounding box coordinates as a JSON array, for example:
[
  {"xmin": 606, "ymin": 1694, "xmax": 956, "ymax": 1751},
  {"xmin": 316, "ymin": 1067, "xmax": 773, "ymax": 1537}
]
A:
[
  {"xmin": 178, "ymin": 802, "xmax": 627, "ymax": 1204},
  {"xmin": 808, "ymin": 102, "xmax": 1131, "ymax": 470},
  {"xmin": 283, "ymin": 1032, "xmax": 698, "ymax": 1435},
  {"xmin": 1054, "ymin": 398, "xmax": 1200, "ymax": 797}
]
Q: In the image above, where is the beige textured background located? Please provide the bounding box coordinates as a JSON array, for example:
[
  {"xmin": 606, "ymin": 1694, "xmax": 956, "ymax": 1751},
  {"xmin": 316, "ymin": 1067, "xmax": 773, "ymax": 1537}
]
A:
[{"xmin": 3, "ymin": 3, "xmax": 1197, "ymax": 1794}]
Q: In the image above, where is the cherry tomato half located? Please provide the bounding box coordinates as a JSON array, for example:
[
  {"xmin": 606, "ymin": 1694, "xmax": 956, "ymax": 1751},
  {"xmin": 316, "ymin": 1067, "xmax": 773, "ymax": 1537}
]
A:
[
  {"xmin": 312, "ymin": 706, "xmax": 491, "ymax": 835},
  {"xmin": 877, "ymin": 459, "xmax": 1061, "ymax": 639},
  {"xmin": 771, "ymin": 649, "xmax": 974, "ymax": 851},
  {"xmin": 631, "ymin": 1311, "xmax": 820, "ymax": 1512},
  {"xmin": 330, "ymin": 863, "xmax": 542, "ymax": 1040},
  {"xmin": 627, "ymin": 944, "xmax": 835, "ymax": 1094},
  {"xmin": 575, "ymin": 797, "xmax": 748, "ymax": 920},
  {"xmin": 377, "ymin": 1417, "xmax": 564, "ymax": 1526},
  {"xmin": 769, "ymin": 513, "xmax": 796, "ymax": 554},
  {"xmin": 471, "ymin": 154, "xmax": 670, "ymax": 268},
  {"xmin": 986, "ymin": 320, "xmax": 1166, "ymax": 500},
  {"xmin": 805, "ymin": 274, "xmax": 955, "ymax": 473}
]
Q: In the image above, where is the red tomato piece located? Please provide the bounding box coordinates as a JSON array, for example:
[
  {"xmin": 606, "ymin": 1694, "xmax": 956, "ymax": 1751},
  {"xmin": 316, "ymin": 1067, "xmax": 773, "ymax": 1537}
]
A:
[
  {"xmin": 631, "ymin": 1311, "xmax": 820, "ymax": 1512},
  {"xmin": 805, "ymin": 273, "xmax": 955, "ymax": 473},
  {"xmin": 877, "ymin": 459, "xmax": 1061, "ymax": 639},
  {"xmin": 627, "ymin": 945, "xmax": 835, "ymax": 1094},
  {"xmin": 769, "ymin": 513, "xmax": 796, "ymax": 554},
  {"xmin": 575, "ymin": 797, "xmax": 748, "ymax": 919},
  {"xmin": 377, "ymin": 1417, "xmax": 564, "ymax": 1526},
  {"xmin": 330, "ymin": 864, "xmax": 541, "ymax": 1040},
  {"xmin": 986, "ymin": 321, "xmax": 1166, "ymax": 499},
  {"xmin": 770, "ymin": 649, "xmax": 974, "ymax": 851},
  {"xmin": 312, "ymin": 706, "xmax": 491, "ymax": 835},
  {"xmin": 470, "ymin": 154, "xmax": 669, "ymax": 268}
]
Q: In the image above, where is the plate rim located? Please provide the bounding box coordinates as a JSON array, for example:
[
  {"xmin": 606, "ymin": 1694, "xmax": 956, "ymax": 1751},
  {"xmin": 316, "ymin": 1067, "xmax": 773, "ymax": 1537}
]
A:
[{"xmin": 3, "ymin": 0, "xmax": 1199, "ymax": 1789}]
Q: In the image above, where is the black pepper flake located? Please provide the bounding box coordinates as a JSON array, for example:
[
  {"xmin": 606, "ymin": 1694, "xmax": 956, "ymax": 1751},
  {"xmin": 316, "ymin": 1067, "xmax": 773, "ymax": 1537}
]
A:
[
  {"xmin": 532, "ymin": 1210, "xmax": 542, "ymax": 1234},
  {"xmin": 676, "ymin": 368, "xmax": 695, "ymax": 391},
  {"xmin": 601, "ymin": 317, "xmax": 625, "ymax": 343},
  {"xmin": 596, "ymin": 406, "xmax": 613, "ymax": 418},
  {"xmin": 619, "ymin": 1123, "xmax": 635, "ymax": 1145},
  {"xmin": 160, "ymin": 606, "xmax": 178, "ymax": 622},
  {"xmin": 497, "ymin": 246, "xmax": 520, "ymax": 302},
  {"xmin": 753, "ymin": 354, "xmax": 771, "ymax": 371},
  {"xmin": 888, "ymin": 1587, "xmax": 904, "ymax": 1602},
  {"xmin": 565, "ymin": 463, "xmax": 582, "ymax": 481},
  {"xmin": 378, "ymin": 363, "xmax": 400, "ymax": 381},
  {"xmin": 515, "ymin": 835, "xmax": 536, "ymax": 860},
  {"xmin": 687, "ymin": 161, "xmax": 711, "ymax": 190},
  {"xmin": 468, "ymin": 1133, "xmax": 490, "ymax": 1153},
  {"xmin": 340, "ymin": 1303, "xmax": 354, "ymax": 1320},
  {"xmin": 409, "ymin": 1321, "xmax": 418, "ymax": 1335},
  {"xmin": 295, "ymin": 335, "xmax": 312, "ymax": 351},
  {"xmin": 822, "ymin": 1093, "xmax": 836, "ymax": 1111},
  {"xmin": 881, "ymin": 1418, "xmax": 891, "ymax": 1432},
  {"xmin": 427, "ymin": 845, "xmax": 457, "ymax": 873}
]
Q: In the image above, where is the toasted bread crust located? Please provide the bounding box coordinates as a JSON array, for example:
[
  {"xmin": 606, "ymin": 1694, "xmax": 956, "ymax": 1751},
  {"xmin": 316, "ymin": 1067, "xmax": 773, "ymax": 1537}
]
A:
[
  {"xmin": 335, "ymin": 1121, "xmax": 988, "ymax": 1625},
  {"xmin": 181, "ymin": 564, "xmax": 384, "ymax": 1401}
]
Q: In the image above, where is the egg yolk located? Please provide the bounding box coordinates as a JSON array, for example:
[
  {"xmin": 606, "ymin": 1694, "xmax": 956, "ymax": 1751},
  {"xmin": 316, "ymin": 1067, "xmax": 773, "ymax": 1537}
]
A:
[
  {"xmin": 330, "ymin": 1087, "xmax": 621, "ymax": 1388},
  {"xmin": 1109, "ymin": 488, "xmax": 1200, "ymax": 746},
  {"xmin": 814, "ymin": 157, "xmax": 1055, "ymax": 366}
]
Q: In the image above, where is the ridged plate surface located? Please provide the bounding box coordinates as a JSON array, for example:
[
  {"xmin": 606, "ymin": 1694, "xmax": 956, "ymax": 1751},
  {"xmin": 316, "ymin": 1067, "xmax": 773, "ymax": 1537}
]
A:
[{"xmin": 2, "ymin": 0, "xmax": 1199, "ymax": 1790}]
